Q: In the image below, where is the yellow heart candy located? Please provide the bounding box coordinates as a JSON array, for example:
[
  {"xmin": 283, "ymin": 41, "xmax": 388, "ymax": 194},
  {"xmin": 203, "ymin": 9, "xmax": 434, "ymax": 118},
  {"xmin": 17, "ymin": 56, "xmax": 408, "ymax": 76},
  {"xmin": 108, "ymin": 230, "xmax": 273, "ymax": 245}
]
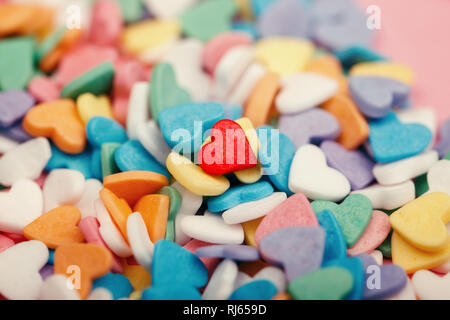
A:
[
  {"xmin": 390, "ymin": 192, "xmax": 450, "ymax": 252},
  {"xmin": 234, "ymin": 117, "xmax": 263, "ymax": 184},
  {"xmin": 121, "ymin": 19, "xmax": 180, "ymax": 55},
  {"xmin": 255, "ymin": 37, "xmax": 315, "ymax": 75},
  {"xmin": 349, "ymin": 62, "xmax": 414, "ymax": 85},
  {"xmin": 242, "ymin": 216, "xmax": 263, "ymax": 247},
  {"xmin": 76, "ymin": 93, "xmax": 113, "ymax": 125},
  {"xmin": 392, "ymin": 231, "xmax": 450, "ymax": 274},
  {"xmin": 166, "ymin": 152, "xmax": 230, "ymax": 196}
]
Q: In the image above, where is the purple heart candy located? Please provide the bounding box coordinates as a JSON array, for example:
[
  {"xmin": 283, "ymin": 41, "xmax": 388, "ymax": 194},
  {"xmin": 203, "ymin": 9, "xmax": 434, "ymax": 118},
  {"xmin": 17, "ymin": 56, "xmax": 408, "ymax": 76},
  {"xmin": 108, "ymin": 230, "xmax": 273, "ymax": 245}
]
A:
[
  {"xmin": 349, "ymin": 76, "xmax": 410, "ymax": 119},
  {"xmin": 257, "ymin": 0, "xmax": 310, "ymax": 39},
  {"xmin": 321, "ymin": 140, "xmax": 375, "ymax": 190},
  {"xmin": 278, "ymin": 108, "xmax": 341, "ymax": 149},
  {"xmin": 435, "ymin": 118, "xmax": 450, "ymax": 158},
  {"xmin": 0, "ymin": 120, "xmax": 33, "ymax": 142},
  {"xmin": 357, "ymin": 253, "xmax": 407, "ymax": 300},
  {"xmin": 39, "ymin": 264, "xmax": 54, "ymax": 281},
  {"xmin": 196, "ymin": 245, "xmax": 260, "ymax": 262},
  {"xmin": 0, "ymin": 90, "xmax": 35, "ymax": 128},
  {"xmin": 259, "ymin": 226, "xmax": 325, "ymax": 282}
]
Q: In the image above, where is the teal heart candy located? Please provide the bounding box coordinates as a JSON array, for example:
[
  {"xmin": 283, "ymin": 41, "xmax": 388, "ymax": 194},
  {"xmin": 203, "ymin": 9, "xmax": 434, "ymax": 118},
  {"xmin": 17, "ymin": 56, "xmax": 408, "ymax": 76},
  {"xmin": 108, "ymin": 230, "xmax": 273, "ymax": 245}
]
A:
[
  {"xmin": 288, "ymin": 267, "xmax": 354, "ymax": 300},
  {"xmin": 312, "ymin": 194, "xmax": 372, "ymax": 247},
  {"xmin": 61, "ymin": 62, "xmax": 115, "ymax": 99},
  {"xmin": 229, "ymin": 280, "xmax": 277, "ymax": 300},
  {"xmin": 157, "ymin": 186, "xmax": 181, "ymax": 242},
  {"xmin": 369, "ymin": 111, "xmax": 432, "ymax": 163},
  {"xmin": 152, "ymin": 240, "xmax": 208, "ymax": 289},
  {"xmin": 0, "ymin": 37, "xmax": 34, "ymax": 90},
  {"xmin": 181, "ymin": 0, "xmax": 237, "ymax": 42},
  {"xmin": 101, "ymin": 142, "xmax": 121, "ymax": 179},
  {"xmin": 149, "ymin": 63, "xmax": 191, "ymax": 121}
]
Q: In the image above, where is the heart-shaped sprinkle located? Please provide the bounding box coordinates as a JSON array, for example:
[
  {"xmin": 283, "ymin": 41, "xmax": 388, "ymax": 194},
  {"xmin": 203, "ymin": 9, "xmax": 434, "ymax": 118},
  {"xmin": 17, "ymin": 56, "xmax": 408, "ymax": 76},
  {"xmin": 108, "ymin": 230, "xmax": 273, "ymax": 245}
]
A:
[
  {"xmin": 390, "ymin": 192, "xmax": 450, "ymax": 252},
  {"xmin": 196, "ymin": 245, "xmax": 259, "ymax": 261},
  {"xmin": 149, "ymin": 63, "xmax": 191, "ymax": 121},
  {"xmin": 358, "ymin": 253, "xmax": 407, "ymax": 300},
  {"xmin": 180, "ymin": 0, "xmax": 237, "ymax": 42},
  {"xmin": 412, "ymin": 270, "xmax": 450, "ymax": 300},
  {"xmin": 259, "ymin": 226, "xmax": 325, "ymax": 281},
  {"xmin": 23, "ymin": 99, "xmax": 86, "ymax": 154},
  {"xmin": 347, "ymin": 210, "xmax": 390, "ymax": 256},
  {"xmin": 288, "ymin": 266, "xmax": 354, "ymax": 300},
  {"xmin": 349, "ymin": 76, "xmax": 410, "ymax": 118},
  {"xmin": 276, "ymin": 73, "xmax": 338, "ymax": 114},
  {"xmin": 288, "ymin": 144, "xmax": 351, "ymax": 201},
  {"xmin": 0, "ymin": 179, "xmax": 43, "ymax": 234},
  {"xmin": 76, "ymin": 93, "xmax": 113, "ymax": 126},
  {"xmin": 43, "ymin": 169, "xmax": 86, "ymax": 212},
  {"xmin": 54, "ymin": 243, "xmax": 113, "ymax": 299},
  {"xmin": 427, "ymin": 160, "xmax": 450, "ymax": 195},
  {"xmin": 279, "ymin": 108, "xmax": 341, "ymax": 149},
  {"xmin": 254, "ymin": 193, "xmax": 318, "ymax": 246},
  {"xmin": 23, "ymin": 206, "xmax": 85, "ymax": 249},
  {"xmin": 321, "ymin": 140, "xmax": 375, "ymax": 190},
  {"xmin": 0, "ymin": 90, "xmax": 34, "ymax": 128},
  {"xmin": 317, "ymin": 210, "xmax": 347, "ymax": 263},
  {"xmin": 368, "ymin": 111, "xmax": 432, "ymax": 163},
  {"xmin": 312, "ymin": 194, "xmax": 373, "ymax": 247},
  {"xmin": 0, "ymin": 240, "xmax": 48, "ymax": 300},
  {"xmin": 152, "ymin": 239, "xmax": 208, "ymax": 288},
  {"xmin": 0, "ymin": 137, "xmax": 51, "ymax": 186},
  {"xmin": 46, "ymin": 143, "xmax": 94, "ymax": 180}
]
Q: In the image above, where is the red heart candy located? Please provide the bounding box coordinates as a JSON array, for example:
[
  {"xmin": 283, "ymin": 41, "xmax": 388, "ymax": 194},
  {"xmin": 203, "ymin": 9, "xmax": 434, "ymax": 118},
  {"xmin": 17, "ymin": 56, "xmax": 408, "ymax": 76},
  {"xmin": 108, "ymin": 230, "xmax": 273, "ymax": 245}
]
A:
[{"xmin": 199, "ymin": 119, "xmax": 257, "ymax": 175}]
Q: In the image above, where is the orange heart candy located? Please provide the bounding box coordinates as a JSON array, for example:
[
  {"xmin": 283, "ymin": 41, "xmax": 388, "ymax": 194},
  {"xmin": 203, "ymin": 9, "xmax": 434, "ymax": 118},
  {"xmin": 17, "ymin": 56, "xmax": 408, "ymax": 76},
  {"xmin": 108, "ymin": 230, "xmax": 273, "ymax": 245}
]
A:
[
  {"xmin": 134, "ymin": 194, "xmax": 170, "ymax": 243},
  {"xmin": 23, "ymin": 205, "xmax": 85, "ymax": 249},
  {"xmin": 103, "ymin": 171, "xmax": 169, "ymax": 207},
  {"xmin": 321, "ymin": 93, "xmax": 369, "ymax": 150},
  {"xmin": 54, "ymin": 243, "xmax": 113, "ymax": 299},
  {"xmin": 23, "ymin": 99, "xmax": 86, "ymax": 154},
  {"xmin": 100, "ymin": 188, "xmax": 133, "ymax": 240}
]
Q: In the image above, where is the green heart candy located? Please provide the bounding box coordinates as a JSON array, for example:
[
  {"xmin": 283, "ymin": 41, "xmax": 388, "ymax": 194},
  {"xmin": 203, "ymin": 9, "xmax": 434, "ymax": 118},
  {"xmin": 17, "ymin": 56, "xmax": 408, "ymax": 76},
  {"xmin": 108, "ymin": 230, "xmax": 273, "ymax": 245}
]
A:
[
  {"xmin": 116, "ymin": 0, "xmax": 143, "ymax": 23},
  {"xmin": 0, "ymin": 37, "xmax": 35, "ymax": 90},
  {"xmin": 149, "ymin": 63, "xmax": 191, "ymax": 121},
  {"xmin": 61, "ymin": 62, "xmax": 115, "ymax": 99},
  {"xmin": 312, "ymin": 194, "xmax": 372, "ymax": 247},
  {"xmin": 157, "ymin": 186, "xmax": 181, "ymax": 242},
  {"xmin": 180, "ymin": 0, "xmax": 237, "ymax": 42},
  {"xmin": 101, "ymin": 142, "xmax": 121, "ymax": 179},
  {"xmin": 288, "ymin": 267, "xmax": 354, "ymax": 300}
]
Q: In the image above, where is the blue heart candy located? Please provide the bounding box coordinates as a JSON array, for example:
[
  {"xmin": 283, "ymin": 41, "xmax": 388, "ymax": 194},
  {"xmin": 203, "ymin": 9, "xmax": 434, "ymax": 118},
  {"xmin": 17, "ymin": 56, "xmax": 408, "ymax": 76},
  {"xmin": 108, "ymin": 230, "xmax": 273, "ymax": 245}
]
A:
[
  {"xmin": 46, "ymin": 142, "xmax": 94, "ymax": 179},
  {"xmin": 151, "ymin": 240, "xmax": 209, "ymax": 289},
  {"xmin": 141, "ymin": 284, "xmax": 202, "ymax": 300},
  {"xmin": 369, "ymin": 111, "xmax": 432, "ymax": 163},
  {"xmin": 317, "ymin": 210, "xmax": 347, "ymax": 264},
  {"xmin": 92, "ymin": 272, "xmax": 133, "ymax": 300},
  {"xmin": 229, "ymin": 280, "xmax": 278, "ymax": 300}
]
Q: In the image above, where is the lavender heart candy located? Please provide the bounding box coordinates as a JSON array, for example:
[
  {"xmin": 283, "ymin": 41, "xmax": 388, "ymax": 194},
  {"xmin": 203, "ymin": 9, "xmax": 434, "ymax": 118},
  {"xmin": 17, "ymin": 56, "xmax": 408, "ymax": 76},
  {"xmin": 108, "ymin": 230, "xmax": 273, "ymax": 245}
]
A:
[
  {"xmin": 0, "ymin": 90, "xmax": 35, "ymax": 128},
  {"xmin": 196, "ymin": 245, "xmax": 260, "ymax": 262}
]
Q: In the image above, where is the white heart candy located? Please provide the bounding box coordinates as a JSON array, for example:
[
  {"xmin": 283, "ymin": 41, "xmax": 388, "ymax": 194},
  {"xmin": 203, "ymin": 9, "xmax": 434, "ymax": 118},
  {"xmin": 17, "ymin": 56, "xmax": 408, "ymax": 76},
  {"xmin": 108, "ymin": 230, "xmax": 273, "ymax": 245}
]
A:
[
  {"xmin": 75, "ymin": 179, "xmax": 103, "ymax": 219},
  {"xmin": 127, "ymin": 212, "xmax": 154, "ymax": 272},
  {"xmin": 0, "ymin": 240, "xmax": 48, "ymax": 300},
  {"xmin": 213, "ymin": 45, "xmax": 254, "ymax": 102},
  {"xmin": 144, "ymin": 0, "xmax": 198, "ymax": 18},
  {"xmin": 181, "ymin": 214, "xmax": 244, "ymax": 245},
  {"xmin": 276, "ymin": 72, "xmax": 338, "ymax": 114},
  {"xmin": 202, "ymin": 259, "xmax": 238, "ymax": 300},
  {"xmin": 396, "ymin": 107, "xmax": 436, "ymax": 149},
  {"xmin": 352, "ymin": 180, "xmax": 415, "ymax": 210},
  {"xmin": 172, "ymin": 182, "xmax": 203, "ymax": 246},
  {"xmin": 412, "ymin": 270, "xmax": 450, "ymax": 300},
  {"xmin": 0, "ymin": 137, "xmax": 51, "ymax": 186},
  {"xmin": 39, "ymin": 274, "xmax": 80, "ymax": 300},
  {"xmin": 0, "ymin": 134, "xmax": 18, "ymax": 154},
  {"xmin": 427, "ymin": 159, "xmax": 450, "ymax": 195},
  {"xmin": 0, "ymin": 179, "xmax": 43, "ymax": 234},
  {"xmin": 373, "ymin": 150, "xmax": 438, "ymax": 185},
  {"xmin": 222, "ymin": 192, "xmax": 287, "ymax": 224},
  {"xmin": 126, "ymin": 82, "xmax": 150, "ymax": 140},
  {"xmin": 385, "ymin": 279, "xmax": 416, "ymax": 300},
  {"xmin": 43, "ymin": 169, "xmax": 85, "ymax": 212},
  {"xmin": 95, "ymin": 199, "xmax": 132, "ymax": 258},
  {"xmin": 226, "ymin": 62, "xmax": 266, "ymax": 106},
  {"xmin": 288, "ymin": 144, "xmax": 350, "ymax": 201},
  {"xmin": 136, "ymin": 120, "xmax": 171, "ymax": 165},
  {"xmin": 164, "ymin": 38, "xmax": 211, "ymax": 101}
]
